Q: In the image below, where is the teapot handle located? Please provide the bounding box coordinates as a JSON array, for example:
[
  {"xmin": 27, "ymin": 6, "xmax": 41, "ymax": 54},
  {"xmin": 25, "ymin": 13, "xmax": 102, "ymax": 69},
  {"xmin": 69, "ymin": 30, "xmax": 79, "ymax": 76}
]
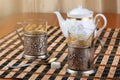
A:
[{"xmin": 94, "ymin": 14, "xmax": 107, "ymax": 37}]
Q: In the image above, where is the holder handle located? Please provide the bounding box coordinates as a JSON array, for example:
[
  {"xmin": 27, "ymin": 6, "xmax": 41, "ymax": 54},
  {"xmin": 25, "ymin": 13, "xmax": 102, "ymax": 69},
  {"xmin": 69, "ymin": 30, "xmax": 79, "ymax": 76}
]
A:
[
  {"xmin": 15, "ymin": 22, "xmax": 24, "ymax": 45},
  {"xmin": 93, "ymin": 38, "xmax": 103, "ymax": 61}
]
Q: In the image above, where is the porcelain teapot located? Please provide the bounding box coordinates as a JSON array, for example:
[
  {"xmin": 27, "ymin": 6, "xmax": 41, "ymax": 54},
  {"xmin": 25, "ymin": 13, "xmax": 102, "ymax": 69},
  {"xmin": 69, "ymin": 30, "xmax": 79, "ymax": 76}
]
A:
[{"xmin": 54, "ymin": 6, "xmax": 107, "ymax": 40}]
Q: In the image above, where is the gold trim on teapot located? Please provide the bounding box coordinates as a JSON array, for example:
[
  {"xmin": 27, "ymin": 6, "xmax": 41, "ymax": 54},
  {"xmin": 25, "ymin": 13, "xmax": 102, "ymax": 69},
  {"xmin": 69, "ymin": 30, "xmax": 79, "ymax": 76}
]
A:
[{"xmin": 68, "ymin": 17, "xmax": 92, "ymax": 21}]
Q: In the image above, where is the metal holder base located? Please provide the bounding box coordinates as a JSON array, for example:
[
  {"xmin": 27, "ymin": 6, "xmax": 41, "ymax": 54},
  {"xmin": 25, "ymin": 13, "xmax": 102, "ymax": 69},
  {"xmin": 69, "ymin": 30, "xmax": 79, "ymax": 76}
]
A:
[
  {"xmin": 67, "ymin": 68, "xmax": 95, "ymax": 75},
  {"xmin": 23, "ymin": 54, "xmax": 49, "ymax": 60}
]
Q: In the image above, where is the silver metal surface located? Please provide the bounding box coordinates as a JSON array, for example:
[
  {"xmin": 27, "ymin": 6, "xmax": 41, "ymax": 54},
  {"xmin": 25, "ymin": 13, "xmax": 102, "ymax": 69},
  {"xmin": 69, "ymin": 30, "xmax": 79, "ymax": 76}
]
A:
[
  {"xmin": 23, "ymin": 54, "xmax": 48, "ymax": 60},
  {"xmin": 8, "ymin": 63, "xmax": 37, "ymax": 69},
  {"xmin": 8, "ymin": 58, "xmax": 57, "ymax": 69},
  {"xmin": 67, "ymin": 68, "xmax": 95, "ymax": 75}
]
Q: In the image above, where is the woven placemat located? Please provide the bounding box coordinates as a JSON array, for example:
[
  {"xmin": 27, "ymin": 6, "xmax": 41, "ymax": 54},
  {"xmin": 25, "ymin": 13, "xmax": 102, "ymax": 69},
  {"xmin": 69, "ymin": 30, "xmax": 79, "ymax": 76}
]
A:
[{"xmin": 0, "ymin": 26, "xmax": 120, "ymax": 80}]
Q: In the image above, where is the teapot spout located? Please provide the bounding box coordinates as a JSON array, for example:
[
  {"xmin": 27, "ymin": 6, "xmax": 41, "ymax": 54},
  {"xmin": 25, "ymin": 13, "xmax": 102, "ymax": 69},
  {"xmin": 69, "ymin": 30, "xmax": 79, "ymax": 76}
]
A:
[
  {"xmin": 54, "ymin": 11, "xmax": 68, "ymax": 37},
  {"xmin": 54, "ymin": 11, "xmax": 65, "ymax": 25}
]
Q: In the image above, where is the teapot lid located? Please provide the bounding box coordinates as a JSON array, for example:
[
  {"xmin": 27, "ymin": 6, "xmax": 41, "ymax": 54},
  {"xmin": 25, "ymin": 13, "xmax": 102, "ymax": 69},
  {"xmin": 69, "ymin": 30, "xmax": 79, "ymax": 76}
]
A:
[{"xmin": 67, "ymin": 6, "xmax": 93, "ymax": 18}]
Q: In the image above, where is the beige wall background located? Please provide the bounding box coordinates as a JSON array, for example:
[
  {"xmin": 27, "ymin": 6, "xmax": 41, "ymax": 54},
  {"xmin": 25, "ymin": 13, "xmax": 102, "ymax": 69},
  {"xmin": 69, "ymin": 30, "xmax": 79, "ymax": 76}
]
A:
[
  {"xmin": 0, "ymin": 0, "xmax": 22, "ymax": 17},
  {"xmin": 0, "ymin": 0, "xmax": 120, "ymax": 18}
]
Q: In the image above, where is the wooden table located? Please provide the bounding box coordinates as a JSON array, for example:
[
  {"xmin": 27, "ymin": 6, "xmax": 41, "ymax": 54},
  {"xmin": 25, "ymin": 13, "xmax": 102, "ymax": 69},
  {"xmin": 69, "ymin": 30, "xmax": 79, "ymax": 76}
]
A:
[
  {"xmin": 0, "ymin": 13, "xmax": 120, "ymax": 80},
  {"xmin": 0, "ymin": 13, "xmax": 120, "ymax": 38}
]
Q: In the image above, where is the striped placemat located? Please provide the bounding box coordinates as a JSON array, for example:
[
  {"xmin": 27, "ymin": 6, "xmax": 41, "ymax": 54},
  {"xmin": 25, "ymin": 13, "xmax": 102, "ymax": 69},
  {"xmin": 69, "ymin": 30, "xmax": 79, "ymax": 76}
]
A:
[{"xmin": 0, "ymin": 26, "xmax": 120, "ymax": 80}]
